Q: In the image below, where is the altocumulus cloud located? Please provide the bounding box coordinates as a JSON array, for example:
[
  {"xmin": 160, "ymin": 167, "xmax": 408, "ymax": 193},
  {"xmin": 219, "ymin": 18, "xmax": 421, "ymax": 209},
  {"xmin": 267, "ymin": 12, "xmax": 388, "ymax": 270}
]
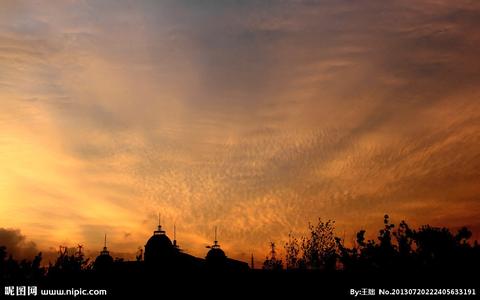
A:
[{"xmin": 0, "ymin": 0, "xmax": 479, "ymax": 261}]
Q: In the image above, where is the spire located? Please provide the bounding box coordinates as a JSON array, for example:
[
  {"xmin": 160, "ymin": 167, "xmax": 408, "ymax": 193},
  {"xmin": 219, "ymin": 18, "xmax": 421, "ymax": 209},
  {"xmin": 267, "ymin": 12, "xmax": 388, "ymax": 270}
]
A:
[
  {"xmin": 158, "ymin": 213, "xmax": 162, "ymax": 231},
  {"xmin": 154, "ymin": 212, "xmax": 165, "ymax": 235},
  {"xmin": 212, "ymin": 226, "xmax": 220, "ymax": 249},
  {"xmin": 251, "ymin": 253, "xmax": 254, "ymax": 269},
  {"xmin": 100, "ymin": 234, "xmax": 110, "ymax": 256}
]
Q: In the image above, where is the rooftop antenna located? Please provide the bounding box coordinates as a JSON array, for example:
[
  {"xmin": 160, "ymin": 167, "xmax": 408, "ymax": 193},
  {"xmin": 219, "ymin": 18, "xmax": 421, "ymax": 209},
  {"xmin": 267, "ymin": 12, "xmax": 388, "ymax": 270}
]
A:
[
  {"xmin": 251, "ymin": 253, "xmax": 254, "ymax": 269},
  {"xmin": 206, "ymin": 226, "xmax": 221, "ymax": 249}
]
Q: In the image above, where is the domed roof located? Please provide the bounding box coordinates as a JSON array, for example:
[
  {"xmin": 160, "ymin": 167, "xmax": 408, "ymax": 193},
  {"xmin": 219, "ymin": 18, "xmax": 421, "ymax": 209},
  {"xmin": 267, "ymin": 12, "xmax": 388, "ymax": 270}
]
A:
[
  {"xmin": 95, "ymin": 250, "xmax": 114, "ymax": 266},
  {"xmin": 206, "ymin": 247, "xmax": 226, "ymax": 261},
  {"xmin": 205, "ymin": 236, "xmax": 227, "ymax": 266},
  {"xmin": 94, "ymin": 235, "xmax": 114, "ymax": 271},
  {"xmin": 144, "ymin": 225, "xmax": 176, "ymax": 264},
  {"xmin": 145, "ymin": 232, "xmax": 173, "ymax": 250}
]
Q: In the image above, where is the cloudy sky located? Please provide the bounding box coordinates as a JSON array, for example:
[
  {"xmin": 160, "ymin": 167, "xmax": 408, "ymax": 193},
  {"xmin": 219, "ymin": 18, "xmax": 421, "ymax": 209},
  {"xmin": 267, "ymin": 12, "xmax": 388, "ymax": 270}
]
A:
[{"xmin": 1, "ymin": 0, "xmax": 480, "ymax": 263}]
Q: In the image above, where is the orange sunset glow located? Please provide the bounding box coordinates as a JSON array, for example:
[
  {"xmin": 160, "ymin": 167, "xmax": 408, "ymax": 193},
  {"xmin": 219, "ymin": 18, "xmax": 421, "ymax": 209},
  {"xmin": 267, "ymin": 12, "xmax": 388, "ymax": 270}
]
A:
[{"xmin": 1, "ymin": 0, "xmax": 480, "ymax": 265}]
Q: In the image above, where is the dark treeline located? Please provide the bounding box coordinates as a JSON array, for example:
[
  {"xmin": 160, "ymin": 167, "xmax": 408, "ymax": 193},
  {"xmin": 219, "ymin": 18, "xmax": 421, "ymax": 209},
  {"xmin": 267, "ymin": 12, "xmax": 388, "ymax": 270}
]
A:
[
  {"xmin": 1, "ymin": 214, "xmax": 479, "ymax": 295},
  {"xmin": 263, "ymin": 215, "xmax": 480, "ymax": 273},
  {"xmin": 0, "ymin": 245, "xmax": 91, "ymax": 282}
]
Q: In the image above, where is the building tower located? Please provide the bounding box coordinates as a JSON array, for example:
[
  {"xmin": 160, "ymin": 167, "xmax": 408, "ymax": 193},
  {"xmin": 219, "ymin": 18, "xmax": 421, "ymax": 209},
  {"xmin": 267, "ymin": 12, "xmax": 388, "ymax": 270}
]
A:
[
  {"xmin": 144, "ymin": 213, "xmax": 175, "ymax": 266},
  {"xmin": 205, "ymin": 227, "xmax": 227, "ymax": 269},
  {"xmin": 94, "ymin": 234, "xmax": 114, "ymax": 271}
]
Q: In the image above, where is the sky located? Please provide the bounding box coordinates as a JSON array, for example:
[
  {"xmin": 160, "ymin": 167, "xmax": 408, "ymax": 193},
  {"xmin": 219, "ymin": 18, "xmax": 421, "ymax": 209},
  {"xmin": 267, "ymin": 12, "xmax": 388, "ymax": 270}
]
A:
[{"xmin": 1, "ymin": 0, "xmax": 480, "ymax": 263}]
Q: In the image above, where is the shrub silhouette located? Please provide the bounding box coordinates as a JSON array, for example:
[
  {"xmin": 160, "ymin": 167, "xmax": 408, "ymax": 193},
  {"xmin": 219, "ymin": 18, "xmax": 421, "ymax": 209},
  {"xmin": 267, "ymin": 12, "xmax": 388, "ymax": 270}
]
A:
[
  {"xmin": 0, "ymin": 246, "xmax": 44, "ymax": 281},
  {"xmin": 335, "ymin": 215, "xmax": 480, "ymax": 272},
  {"xmin": 284, "ymin": 233, "xmax": 301, "ymax": 270},
  {"xmin": 46, "ymin": 246, "xmax": 91, "ymax": 280},
  {"xmin": 284, "ymin": 218, "xmax": 338, "ymax": 271},
  {"xmin": 301, "ymin": 218, "xmax": 336, "ymax": 271}
]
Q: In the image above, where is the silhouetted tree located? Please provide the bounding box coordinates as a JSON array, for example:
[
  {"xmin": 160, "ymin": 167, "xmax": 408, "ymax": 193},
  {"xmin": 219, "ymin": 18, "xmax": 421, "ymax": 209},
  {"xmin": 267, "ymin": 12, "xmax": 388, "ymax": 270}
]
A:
[
  {"xmin": 47, "ymin": 245, "xmax": 91, "ymax": 279},
  {"xmin": 0, "ymin": 246, "xmax": 45, "ymax": 281},
  {"xmin": 136, "ymin": 247, "xmax": 143, "ymax": 262},
  {"xmin": 413, "ymin": 225, "xmax": 471, "ymax": 270},
  {"xmin": 335, "ymin": 214, "xmax": 480, "ymax": 273},
  {"xmin": 301, "ymin": 218, "xmax": 336, "ymax": 271},
  {"xmin": 284, "ymin": 233, "xmax": 302, "ymax": 270}
]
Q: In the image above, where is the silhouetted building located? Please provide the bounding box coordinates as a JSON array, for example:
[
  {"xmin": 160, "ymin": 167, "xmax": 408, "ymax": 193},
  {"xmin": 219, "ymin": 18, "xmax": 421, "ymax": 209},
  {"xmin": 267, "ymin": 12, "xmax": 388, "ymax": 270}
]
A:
[
  {"xmin": 94, "ymin": 234, "xmax": 113, "ymax": 271},
  {"xmin": 144, "ymin": 222, "xmax": 176, "ymax": 268},
  {"xmin": 144, "ymin": 218, "xmax": 204, "ymax": 271},
  {"xmin": 206, "ymin": 228, "xmax": 227, "ymax": 270},
  {"xmin": 205, "ymin": 228, "xmax": 249, "ymax": 271},
  {"xmin": 92, "ymin": 219, "xmax": 248, "ymax": 275}
]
